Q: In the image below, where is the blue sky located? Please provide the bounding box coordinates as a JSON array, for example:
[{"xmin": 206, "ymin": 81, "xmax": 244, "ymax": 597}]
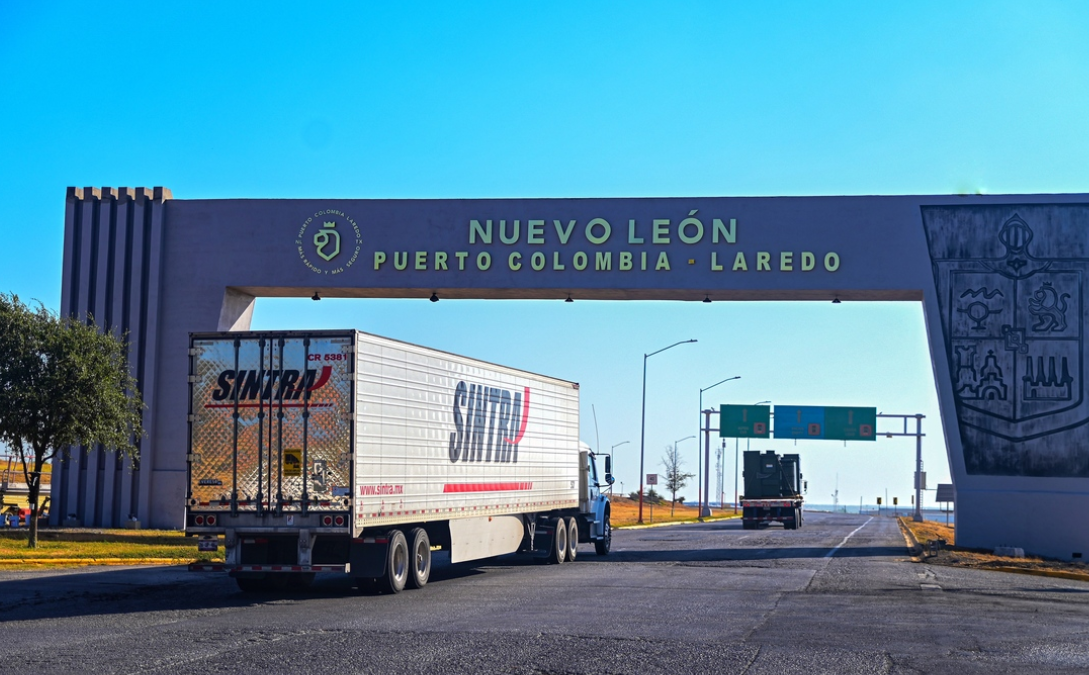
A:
[{"xmin": 2, "ymin": 2, "xmax": 1087, "ymax": 508}]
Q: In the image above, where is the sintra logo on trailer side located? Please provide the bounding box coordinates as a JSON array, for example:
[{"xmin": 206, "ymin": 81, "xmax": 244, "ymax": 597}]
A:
[{"xmin": 448, "ymin": 383, "xmax": 530, "ymax": 463}]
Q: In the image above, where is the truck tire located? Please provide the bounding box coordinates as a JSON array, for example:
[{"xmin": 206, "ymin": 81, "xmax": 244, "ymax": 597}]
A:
[
  {"xmin": 594, "ymin": 508, "xmax": 612, "ymax": 556},
  {"xmin": 379, "ymin": 529, "xmax": 409, "ymax": 593},
  {"xmin": 406, "ymin": 527, "xmax": 431, "ymax": 589},
  {"xmin": 566, "ymin": 517, "xmax": 578, "ymax": 562},
  {"xmin": 548, "ymin": 517, "xmax": 567, "ymax": 564}
]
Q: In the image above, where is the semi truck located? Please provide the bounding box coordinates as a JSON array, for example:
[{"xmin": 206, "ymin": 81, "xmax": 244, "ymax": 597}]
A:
[
  {"xmin": 186, "ymin": 330, "xmax": 614, "ymax": 593},
  {"xmin": 740, "ymin": 450, "xmax": 804, "ymax": 530}
]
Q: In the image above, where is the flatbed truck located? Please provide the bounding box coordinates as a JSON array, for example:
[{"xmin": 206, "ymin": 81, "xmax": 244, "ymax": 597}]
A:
[{"xmin": 740, "ymin": 450, "xmax": 804, "ymax": 530}]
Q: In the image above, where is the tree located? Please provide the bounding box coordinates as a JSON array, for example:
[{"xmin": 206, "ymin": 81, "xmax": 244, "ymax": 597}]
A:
[
  {"xmin": 0, "ymin": 294, "xmax": 143, "ymax": 548},
  {"xmin": 661, "ymin": 444, "xmax": 695, "ymax": 516}
]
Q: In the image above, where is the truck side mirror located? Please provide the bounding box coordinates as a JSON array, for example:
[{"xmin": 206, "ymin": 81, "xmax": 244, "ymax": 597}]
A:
[{"xmin": 604, "ymin": 456, "xmax": 615, "ymax": 485}]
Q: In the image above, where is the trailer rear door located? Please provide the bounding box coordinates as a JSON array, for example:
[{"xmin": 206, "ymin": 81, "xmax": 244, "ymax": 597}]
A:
[{"xmin": 188, "ymin": 333, "xmax": 354, "ymax": 515}]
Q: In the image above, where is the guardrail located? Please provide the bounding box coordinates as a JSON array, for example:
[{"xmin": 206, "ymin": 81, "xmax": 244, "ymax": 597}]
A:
[{"xmin": 1, "ymin": 456, "xmax": 51, "ymax": 491}]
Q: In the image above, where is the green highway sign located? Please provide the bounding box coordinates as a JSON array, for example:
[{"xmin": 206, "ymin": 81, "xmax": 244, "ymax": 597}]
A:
[
  {"xmin": 772, "ymin": 405, "xmax": 876, "ymax": 441},
  {"xmin": 824, "ymin": 406, "xmax": 877, "ymax": 441},
  {"xmin": 720, "ymin": 404, "xmax": 771, "ymax": 438}
]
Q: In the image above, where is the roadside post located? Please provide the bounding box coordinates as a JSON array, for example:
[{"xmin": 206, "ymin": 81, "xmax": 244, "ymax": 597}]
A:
[{"xmin": 647, "ymin": 474, "xmax": 657, "ymax": 523}]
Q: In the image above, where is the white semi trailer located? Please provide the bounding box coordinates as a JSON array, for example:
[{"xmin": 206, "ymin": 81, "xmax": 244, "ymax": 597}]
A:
[{"xmin": 186, "ymin": 330, "xmax": 613, "ymax": 593}]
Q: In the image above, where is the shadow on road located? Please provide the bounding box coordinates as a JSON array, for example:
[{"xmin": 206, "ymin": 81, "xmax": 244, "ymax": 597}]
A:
[{"xmin": 0, "ymin": 555, "xmax": 494, "ymax": 623}]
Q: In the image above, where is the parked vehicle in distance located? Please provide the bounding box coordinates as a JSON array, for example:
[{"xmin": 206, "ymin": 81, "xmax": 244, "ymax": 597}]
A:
[
  {"xmin": 741, "ymin": 450, "xmax": 804, "ymax": 530},
  {"xmin": 186, "ymin": 330, "xmax": 613, "ymax": 593}
]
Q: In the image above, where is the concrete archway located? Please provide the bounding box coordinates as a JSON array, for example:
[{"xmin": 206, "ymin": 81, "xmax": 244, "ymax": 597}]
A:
[{"xmin": 54, "ymin": 187, "xmax": 1089, "ymax": 560}]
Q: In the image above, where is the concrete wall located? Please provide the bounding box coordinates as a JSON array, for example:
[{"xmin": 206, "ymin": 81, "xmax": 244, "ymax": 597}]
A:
[{"xmin": 53, "ymin": 190, "xmax": 1089, "ymax": 559}]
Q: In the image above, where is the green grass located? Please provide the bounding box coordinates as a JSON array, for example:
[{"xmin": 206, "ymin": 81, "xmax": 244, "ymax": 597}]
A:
[{"xmin": 0, "ymin": 529, "xmax": 223, "ymax": 562}]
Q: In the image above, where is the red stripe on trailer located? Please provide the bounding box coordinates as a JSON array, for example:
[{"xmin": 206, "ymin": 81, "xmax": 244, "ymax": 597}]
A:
[{"xmin": 442, "ymin": 482, "xmax": 533, "ymax": 493}]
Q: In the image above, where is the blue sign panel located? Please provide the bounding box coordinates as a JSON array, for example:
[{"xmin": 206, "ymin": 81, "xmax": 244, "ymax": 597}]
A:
[{"xmin": 774, "ymin": 405, "xmax": 826, "ymax": 439}]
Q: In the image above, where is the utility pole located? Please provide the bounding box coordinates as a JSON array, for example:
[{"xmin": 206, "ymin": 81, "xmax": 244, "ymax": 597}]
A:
[{"xmin": 876, "ymin": 413, "xmax": 927, "ymax": 522}]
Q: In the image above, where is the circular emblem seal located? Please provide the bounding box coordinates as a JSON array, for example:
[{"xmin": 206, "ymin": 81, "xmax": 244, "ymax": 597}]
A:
[{"xmin": 296, "ymin": 209, "xmax": 362, "ymax": 275}]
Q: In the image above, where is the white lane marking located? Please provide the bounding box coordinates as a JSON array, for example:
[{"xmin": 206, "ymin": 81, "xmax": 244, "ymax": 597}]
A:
[{"xmin": 824, "ymin": 516, "xmax": 874, "ymax": 558}]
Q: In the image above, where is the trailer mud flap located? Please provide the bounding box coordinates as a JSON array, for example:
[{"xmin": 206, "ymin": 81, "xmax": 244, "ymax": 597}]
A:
[{"xmin": 349, "ymin": 538, "xmax": 388, "ymax": 578}]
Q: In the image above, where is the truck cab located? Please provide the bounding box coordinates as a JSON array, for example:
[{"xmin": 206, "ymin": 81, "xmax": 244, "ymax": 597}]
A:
[{"xmin": 579, "ymin": 443, "xmax": 613, "ymax": 555}]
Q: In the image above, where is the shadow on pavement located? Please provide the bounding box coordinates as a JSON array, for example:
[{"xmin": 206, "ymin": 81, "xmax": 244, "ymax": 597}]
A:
[{"xmin": 0, "ymin": 555, "xmax": 494, "ymax": 623}]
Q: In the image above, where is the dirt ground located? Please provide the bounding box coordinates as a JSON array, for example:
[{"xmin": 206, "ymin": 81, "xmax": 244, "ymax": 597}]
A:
[{"xmin": 902, "ymin": 518, "xmax": 1089, "ymax": 579}]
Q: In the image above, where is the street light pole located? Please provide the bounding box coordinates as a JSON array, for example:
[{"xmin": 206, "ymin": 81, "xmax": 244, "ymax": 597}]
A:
[
  {"xmin": 639, "ymin": 339, "xmax": 697, "ymax": 525},
  {"xmin": 698, "ymin": 376, "xmax": 740, "ymax": 519}
]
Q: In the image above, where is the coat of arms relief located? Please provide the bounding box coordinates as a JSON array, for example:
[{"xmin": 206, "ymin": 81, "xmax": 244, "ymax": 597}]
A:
[{"xmin": 924, "ymin": 206, "xmax": 1089, "ymax": 477}]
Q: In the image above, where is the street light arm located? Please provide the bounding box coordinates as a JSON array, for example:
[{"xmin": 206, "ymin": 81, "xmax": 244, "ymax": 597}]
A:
[
  {"xmin": 639, "ymin": 338, "xmax": 697, "ymax": 524},
  {"xmin": 646, "ymin": 339, "xmax": 697, "ymax": 359},
  {"xmin": 700, "ymin": 375, "xmax": 740, "ymax": 395}
]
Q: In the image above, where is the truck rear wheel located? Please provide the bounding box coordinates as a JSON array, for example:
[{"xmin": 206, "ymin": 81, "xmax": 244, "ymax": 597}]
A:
[
  {"xmin": 548, "ymin": 517, "xmax": 567, "ymax": 564},
  {"xmin": 594, "ymin": 509, "xmax": 611, "ymax": 556},
  {"xmin": 566, "ymin": 517, "xmax": 578, "ymax": 562},
  {"xmin": 379, "ymin": 529, "xmax": 409, "ymax": 593},
  {"xmin": 407, "ymin": 527, "xmax": 431, "ymax": 589}
]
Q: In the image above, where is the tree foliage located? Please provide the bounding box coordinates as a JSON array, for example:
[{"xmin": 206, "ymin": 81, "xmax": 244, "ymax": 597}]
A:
[
  {"xmin": 661, "ymin": 444, "xmax": 695, "ymax": 516},
  {"xmin": 0, "ymin": 294, "xmax": 144, "ymax": 547}
]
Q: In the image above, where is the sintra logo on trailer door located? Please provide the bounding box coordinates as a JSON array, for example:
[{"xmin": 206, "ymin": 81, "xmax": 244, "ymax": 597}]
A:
[
  {"xmin": 448, "ymin": 383, "xmax": 530, "ymax": 463},
  {"xmin": 206, "ymin": 366, "xmax": 333, "ymax": 406}
]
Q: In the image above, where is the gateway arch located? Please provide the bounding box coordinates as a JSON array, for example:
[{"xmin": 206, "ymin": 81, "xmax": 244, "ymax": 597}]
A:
[{"xmin": 53, "ymin": 187, "xmax": 1089, "ymax": 560}]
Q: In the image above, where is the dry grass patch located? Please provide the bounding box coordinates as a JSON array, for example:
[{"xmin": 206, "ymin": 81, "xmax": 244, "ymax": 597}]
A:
[
  {"xmin": 610, "ymin": 496, "xmax": 738, "ymax": 527},
  {"xmin": 0, "ymin": 529, "xmax": 222, "ymax": 564},
  {"xmin": 903, "ymin": 518, "xmax": 1089, "ymax": 579}
]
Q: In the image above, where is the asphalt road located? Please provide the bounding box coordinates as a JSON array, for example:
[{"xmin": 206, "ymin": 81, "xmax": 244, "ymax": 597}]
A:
[{"xmin": 2, "ymin": 512, "xmax": 1088, "ymax": 674}]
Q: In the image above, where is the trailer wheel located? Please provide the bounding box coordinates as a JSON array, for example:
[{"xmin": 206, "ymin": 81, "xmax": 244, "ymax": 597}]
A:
[
  {"xmin": 379, "ymin": 529, "xmax": 409, "ymax": 593},
  {"xmin": 406, "ymin": 527, "xmax": 431, "ymax": 589},
  {"xmin": 566, "ymin": 517, "xmax": 578, "ymax": 562},
  {"xmin": 594, "ymin": 508, "xmax": 611, "ymax": 556},
  {"xmin": 548, "ymin": 517, "xmax": 567, "ymax": 564}
]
